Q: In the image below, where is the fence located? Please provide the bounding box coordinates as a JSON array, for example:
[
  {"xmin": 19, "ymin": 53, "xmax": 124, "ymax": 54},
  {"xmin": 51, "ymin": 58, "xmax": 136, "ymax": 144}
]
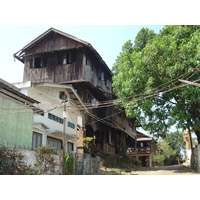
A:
[
  {"xmin": 0, "ymin": 143, "xmax": 101, "ymax": 175},
  {"xmin": 75, "ymin": 153, "xmax": 101, "ymax": 175},
  {"xmin": 20, "ymin": 150, "xmax": 101, "ymax": 175}
]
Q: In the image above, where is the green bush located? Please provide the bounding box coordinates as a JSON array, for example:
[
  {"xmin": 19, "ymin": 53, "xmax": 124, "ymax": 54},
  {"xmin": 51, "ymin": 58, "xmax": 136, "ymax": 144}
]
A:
[
  {"xmin": 83, "ymin": 137, "xmax": 95, "ymax": 154},
  {"xmin": 34, "ymin": 146, "xmax": 56, "ymax": 175},
  {"xmin": 0, "ymin": 144, "xmax": 34, "ymax": 175},
  {"xmin": 64, "ymin": 153, "xmax": 74, "ymax": 175}
]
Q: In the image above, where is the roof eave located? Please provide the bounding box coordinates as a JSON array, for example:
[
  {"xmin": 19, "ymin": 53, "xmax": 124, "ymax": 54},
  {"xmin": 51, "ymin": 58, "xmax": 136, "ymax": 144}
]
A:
[{"xmin": 13, "ymin": 27, "xmax": 113, "ymax": 75}]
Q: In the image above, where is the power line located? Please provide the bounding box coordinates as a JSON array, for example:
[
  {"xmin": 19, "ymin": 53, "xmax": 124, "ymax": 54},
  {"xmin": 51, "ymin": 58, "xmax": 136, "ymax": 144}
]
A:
[
  {"xmin": 178, "ymin": 79, "xmax": 200, "ymax": 87},
  {"xmin": 1, "ymin": 70, "xmax": 198, "ymax": 125}
]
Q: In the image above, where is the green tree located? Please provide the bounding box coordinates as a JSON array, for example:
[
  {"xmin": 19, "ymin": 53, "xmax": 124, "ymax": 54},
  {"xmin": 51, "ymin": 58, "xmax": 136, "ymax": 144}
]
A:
[
  {"xmin": 152, "ymin": 141, "xmax": 176, "ymax": 166},
  {"xmin": 112, "ymin": 25, "xmax": 200, "ymax": 142},
  {"xmin": 133, "ymin": 27, "xmax": 156, "ymax": 50},
  {"xmin": 165, "ymin": 130, "xmax": 186, "ymax": 159}
]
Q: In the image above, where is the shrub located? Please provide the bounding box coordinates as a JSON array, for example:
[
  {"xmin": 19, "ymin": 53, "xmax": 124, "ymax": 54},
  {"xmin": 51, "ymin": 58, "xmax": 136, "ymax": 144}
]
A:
[
  {"xmin": 0, "ymin": 144, "xmax": 34, "ymax": 175},
  {"xmin": 34, "ymin": 146, "xmax": 56, "ymax": 175},
  {"xmin": 83, "ymin": 137, "xmax": 95, "ymax": 154},
  {"xmin": 64, "ymin": 153, "xmax": 74, "ymax": 175}
]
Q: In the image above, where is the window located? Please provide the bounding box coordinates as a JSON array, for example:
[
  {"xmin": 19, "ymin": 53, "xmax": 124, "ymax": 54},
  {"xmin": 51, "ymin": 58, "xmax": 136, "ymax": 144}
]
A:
[
  {"xmin": 63, "ymin": 55, "xmax": 67, "ymax": 64},
  {"xmin": 67, "ymin": 142, "xmax": 74, "ymax": 153},
  {"xmin": 32, "ymin": 132, "xmax": 42, "ymax": 149},
  {"xmin": 48, "ymin": 113, "xmax": 63, "ymax": 124},
  {"xmin": 63, "ymin": 52, "xmax": 72, "ymax": 64},
  {"xmin": 97, "ymin": 67, "xmax": 101, "ymax": 80},
  {"xmin": 59, "ymin": 91, "xmax": 67, "ymax": 101},
  {"xmin": 47, "ymin": 137, "xmax": 62, "ymax": 150},
  {"xmin": 68, "ymin": 121, "xmax": 75, "ymax": 129},
  {"xmin": 106, "ymin": 79, "xmax": 111, "ymax": 89},
  {"xmin": 101, "ymin": 72, "xmax": 104, "ymax": 81},
  {"xmin": 34, "ymin": 57, "xmax": 42, "ymax": 68},
  {"xmin": 91, "ymin": 99, "xmax": 97, "ymax": 107},
  {"xmin": 29, "ymin": 56, "xmax": 42, "ymax": 68}
]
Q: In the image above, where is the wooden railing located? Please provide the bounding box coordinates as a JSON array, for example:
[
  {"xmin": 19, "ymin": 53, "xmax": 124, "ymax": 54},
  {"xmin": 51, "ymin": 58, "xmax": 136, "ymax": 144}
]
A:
[
  {"xmin": 127, "ymin": 147, "xmax": 151, "ymax": 155},
  {"xmin": 28, "ymin": 64, "xmax": 80, "ymax": 83}
]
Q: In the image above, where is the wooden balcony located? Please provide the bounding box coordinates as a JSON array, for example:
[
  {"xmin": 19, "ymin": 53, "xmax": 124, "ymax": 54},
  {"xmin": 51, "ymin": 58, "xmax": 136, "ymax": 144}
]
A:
[
  {"xmin": 26, "ymin": 64, "xmax": 80, "ymax": 83},
  {"xmin": 127, "ymin": 147, "xmax": 151, "ymax": 155}
]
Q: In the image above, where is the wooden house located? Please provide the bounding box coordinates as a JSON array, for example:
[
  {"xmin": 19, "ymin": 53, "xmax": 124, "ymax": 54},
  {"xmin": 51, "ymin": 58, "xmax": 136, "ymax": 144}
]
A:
[
  {"xmin": 127, "ymin": 131, "xmax": 156, "ymax": 167},
  {"xmin": 14, "ymin": 28, "xmax": 137, "ymax": 155}
]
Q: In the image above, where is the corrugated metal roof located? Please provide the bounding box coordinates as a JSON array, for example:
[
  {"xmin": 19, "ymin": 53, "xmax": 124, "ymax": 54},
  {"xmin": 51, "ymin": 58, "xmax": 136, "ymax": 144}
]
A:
[{"xmin": 0, "ymin": 78, "xmax": 39, "ymax": 104}]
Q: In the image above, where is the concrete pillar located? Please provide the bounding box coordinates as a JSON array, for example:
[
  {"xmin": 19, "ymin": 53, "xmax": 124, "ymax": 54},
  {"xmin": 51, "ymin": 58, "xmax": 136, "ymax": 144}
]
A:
[
  {"xmin": 197, "ymin": 145, "xmax": 200, "ymax": 172},
  {"xmin": 43, "ymin": 131, "xmax": 47, "ymax": 146}
]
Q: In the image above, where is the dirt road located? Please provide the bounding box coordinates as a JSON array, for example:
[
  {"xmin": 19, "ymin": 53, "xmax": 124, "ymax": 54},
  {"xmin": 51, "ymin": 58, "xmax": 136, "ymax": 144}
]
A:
[
  {"xmin": 101, "ymin": 164, "xmax": 199, "ymax": 175},
  {"xmin": 131, "ymin": 164, "xmax": 198, "ymax": 175}
]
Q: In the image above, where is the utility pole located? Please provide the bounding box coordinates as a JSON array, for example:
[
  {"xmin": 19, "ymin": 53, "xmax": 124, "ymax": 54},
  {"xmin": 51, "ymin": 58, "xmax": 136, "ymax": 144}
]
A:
[{"xmin": 62, "ymin": 102, "xmax": 67, "ymax": 175}]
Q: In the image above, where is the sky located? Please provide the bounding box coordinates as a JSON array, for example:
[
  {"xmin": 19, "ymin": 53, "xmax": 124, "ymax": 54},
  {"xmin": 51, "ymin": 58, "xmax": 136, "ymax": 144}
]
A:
[{"xmin": 0, "ymin": 25, "xmax": 164, "ymax": 83}]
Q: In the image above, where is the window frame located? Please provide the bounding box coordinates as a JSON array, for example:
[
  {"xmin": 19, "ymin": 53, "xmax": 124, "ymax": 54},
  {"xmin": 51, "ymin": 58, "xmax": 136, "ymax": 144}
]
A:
[
  {"xmin": 48, "ymin": 113, "xmax": 63, "ymax": 124},
  {"xmin": 34, "ymin": 56, "xmax": 42, "ymax": 68},
  {"xmin": 68, "ymin": 121, "xmax": 75, "ymax": 129},
  {"xmin": 32, "ymin": 132, "xmax": 42, "ymax": 149}
]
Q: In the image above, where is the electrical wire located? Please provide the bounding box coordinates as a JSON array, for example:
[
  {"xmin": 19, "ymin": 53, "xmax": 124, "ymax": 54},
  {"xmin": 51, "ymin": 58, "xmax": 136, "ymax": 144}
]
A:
[{"xmin": 0, "ymin": 74, "xmax": 198, "ymax": 115}]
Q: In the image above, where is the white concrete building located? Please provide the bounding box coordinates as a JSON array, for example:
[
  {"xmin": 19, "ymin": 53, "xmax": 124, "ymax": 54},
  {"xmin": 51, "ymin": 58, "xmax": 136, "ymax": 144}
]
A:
[{"xmin": 14, "ymin": 81, "xmax": 87, "ymax": 153}]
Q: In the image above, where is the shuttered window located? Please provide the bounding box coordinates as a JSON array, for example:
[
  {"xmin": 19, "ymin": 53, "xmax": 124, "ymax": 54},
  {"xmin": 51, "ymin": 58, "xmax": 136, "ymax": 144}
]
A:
[
  {"xmin": 32, "ymin": 132, "xmax": 42, "ymax": 149},
  {"xmin": 47, "ymin": 137, "xmax": 62, "ymax": 150}
]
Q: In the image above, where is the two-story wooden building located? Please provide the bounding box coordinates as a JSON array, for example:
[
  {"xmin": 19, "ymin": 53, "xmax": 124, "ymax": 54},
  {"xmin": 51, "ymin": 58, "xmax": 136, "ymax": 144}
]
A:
[
  {"xmin": 127, "ymin": 131, "xmax": 157, "ymax": 167},
  {"xmin": 14, "ymin": 27, "xmax": 137, "ymax": 155}
]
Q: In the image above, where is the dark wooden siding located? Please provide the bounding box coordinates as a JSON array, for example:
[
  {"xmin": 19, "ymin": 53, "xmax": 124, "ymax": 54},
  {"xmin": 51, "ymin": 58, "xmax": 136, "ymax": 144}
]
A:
[
  {"xmin": 81, "ymin": 49, "xmax": 112, "ymax": 94},
  {"xmin": 26, "ymin": 33, "xmax": 85, "ymax": 55},
  {"xmin": 23, "ymin": 49, "xmax": 83, "ymax": 83}
]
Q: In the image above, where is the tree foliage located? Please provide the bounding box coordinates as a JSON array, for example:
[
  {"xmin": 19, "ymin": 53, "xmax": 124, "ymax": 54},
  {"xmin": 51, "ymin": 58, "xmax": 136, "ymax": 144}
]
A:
[
  {"xmin": 152, "ymin": 141, "xmax": 176, "ymax": 166},
  {"xmin": 165, "ymin": 130, "xmax": 186, "ymax": 158},
  {"xmin": 112, "ymin": 25, "xmax": 200, "ymax": 142}
]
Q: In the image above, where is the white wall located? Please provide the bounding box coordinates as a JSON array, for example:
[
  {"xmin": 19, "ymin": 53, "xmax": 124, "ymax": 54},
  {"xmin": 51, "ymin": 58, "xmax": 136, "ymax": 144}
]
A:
[{"xmin": 15, "ymin": 82, "xmax": 82, "ymax": 153}]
